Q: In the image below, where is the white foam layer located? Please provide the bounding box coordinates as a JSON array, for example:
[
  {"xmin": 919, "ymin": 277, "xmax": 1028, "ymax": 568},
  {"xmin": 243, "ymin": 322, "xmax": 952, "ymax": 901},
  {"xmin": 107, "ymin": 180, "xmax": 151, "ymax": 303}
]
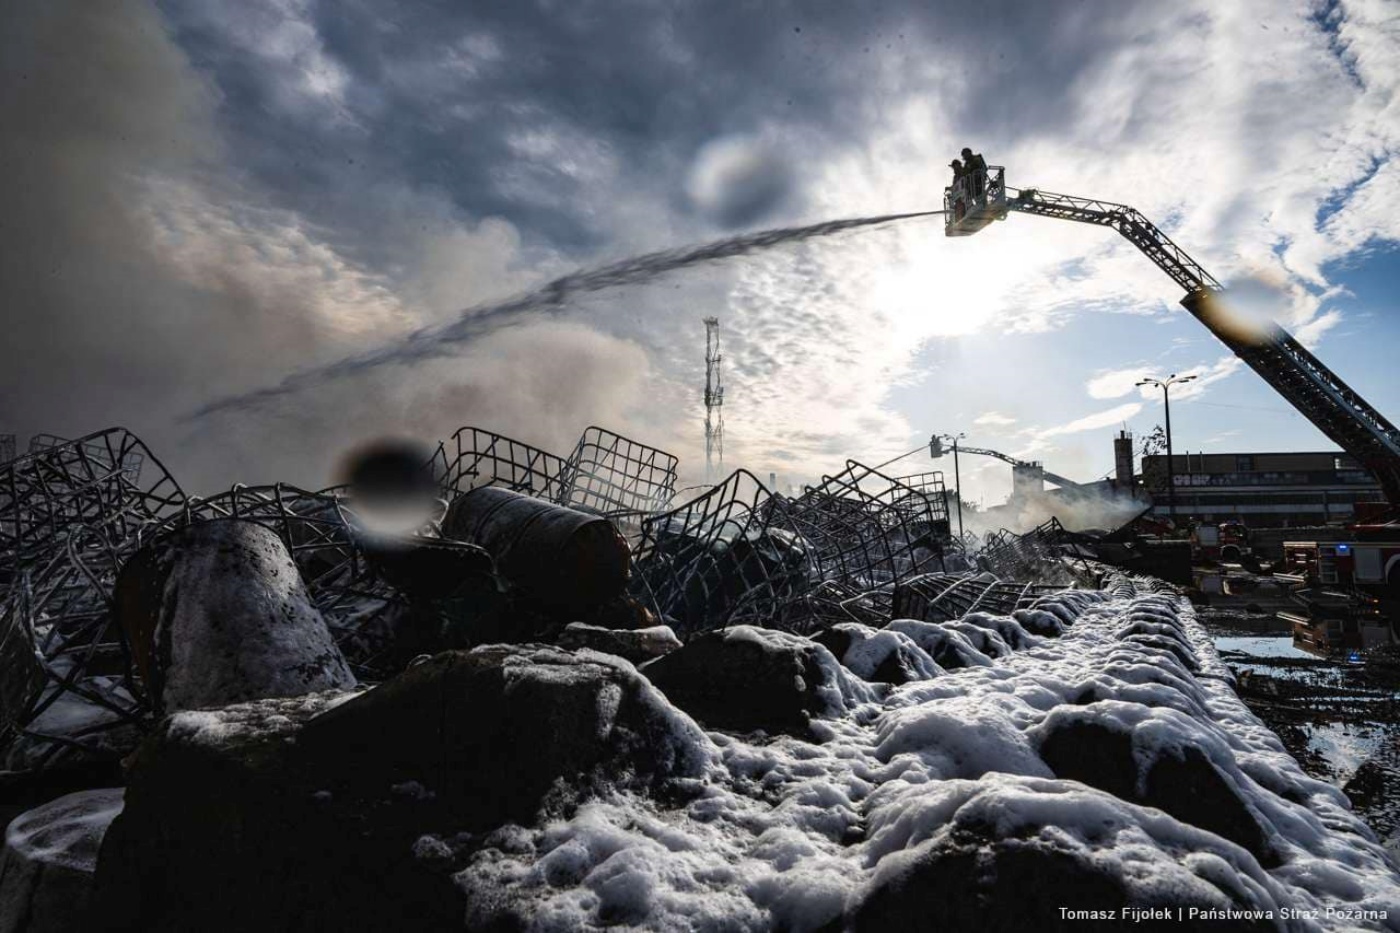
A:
[{"xmin": 455, "ymin": 579, "xmax": 1400, "ymax": 930}]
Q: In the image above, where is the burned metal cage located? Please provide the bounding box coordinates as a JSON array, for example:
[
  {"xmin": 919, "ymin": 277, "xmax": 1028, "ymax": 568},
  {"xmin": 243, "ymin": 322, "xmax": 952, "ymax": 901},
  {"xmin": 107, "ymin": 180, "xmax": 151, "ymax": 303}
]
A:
[
  {"xmin": 431, "ymin": 425, "xmax": 679, "ymax": 548},
  {"xmin": 785, "ymin": 462, "xmax": 950, "ymax": 589},
  {"xmin": 25, "ymin": 433, "xmax": 146, "ymax": 482},
  {"xmin": 433, "ymin": 427, "xmax": 570, "ymax": 502},
  {"xmin": 629, "ymin": 462, "xmax": 953, "ymax": 635},
  {"xmin": 559, "ymin": 426, "xmax": 679, "ymax": 518},
  {"xmin": 892, "ymin": 573, "xmax": 1069, "ymax": 622},
  {"xmin": 629, "ymin": 469, "xmax": 810, "ymax": 634},
  {"xmin": 0, "ymin": 428, "xmax": 186, "ymax": 764},
  {"xmin": 432, "ymin": 425, "xmax": 678, "ymax": 517},
  {"xmin": 975, "ymin": 518, "xmax": 1079, "ymax": 584}
]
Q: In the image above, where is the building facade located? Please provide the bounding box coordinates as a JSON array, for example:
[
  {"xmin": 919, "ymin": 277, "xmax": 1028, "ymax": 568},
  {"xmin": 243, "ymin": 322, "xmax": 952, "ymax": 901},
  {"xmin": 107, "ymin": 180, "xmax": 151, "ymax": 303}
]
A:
[{"xmin": 1139, "ymin": 451, "xmax": 1385, "ymax": 528}]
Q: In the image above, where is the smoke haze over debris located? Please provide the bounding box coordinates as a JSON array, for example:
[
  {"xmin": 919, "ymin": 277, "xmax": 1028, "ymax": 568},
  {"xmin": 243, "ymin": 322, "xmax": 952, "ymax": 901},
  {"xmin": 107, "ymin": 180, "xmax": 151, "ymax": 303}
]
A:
[
  {"xmin": 190, "ymin": 210, "xmax": 942, "ymax": 420},
  {"xmin": 4, "ymin": 1, "xmax": 1399, "ymax": 501}
]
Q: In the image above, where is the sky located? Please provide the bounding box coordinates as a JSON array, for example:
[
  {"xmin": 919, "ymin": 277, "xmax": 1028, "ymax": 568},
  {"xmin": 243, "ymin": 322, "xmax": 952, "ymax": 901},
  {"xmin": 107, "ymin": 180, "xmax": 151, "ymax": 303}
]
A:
[{"xmin": 2, "ymin": 0, "xmax": 1398, "ymax": 504}]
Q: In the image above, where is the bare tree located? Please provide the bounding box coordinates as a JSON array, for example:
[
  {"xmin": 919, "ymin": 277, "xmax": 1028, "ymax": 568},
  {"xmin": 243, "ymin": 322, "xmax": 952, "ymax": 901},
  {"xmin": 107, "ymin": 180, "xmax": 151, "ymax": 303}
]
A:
[{"xmin": 1139, "ymin": 425, "xmax": 1168, "ymax": 495}]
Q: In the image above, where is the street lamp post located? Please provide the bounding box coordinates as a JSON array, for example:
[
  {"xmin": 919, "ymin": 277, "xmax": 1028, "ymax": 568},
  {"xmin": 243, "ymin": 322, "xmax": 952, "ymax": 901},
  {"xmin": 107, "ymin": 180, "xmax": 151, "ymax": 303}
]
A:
[
  {"xmin": 931, "ymin": 432, "xmax": 967, "ymax": 539},
  {"xmin": 1135, "ymin": 374, "xmax": 1197, "ymax": 523}
]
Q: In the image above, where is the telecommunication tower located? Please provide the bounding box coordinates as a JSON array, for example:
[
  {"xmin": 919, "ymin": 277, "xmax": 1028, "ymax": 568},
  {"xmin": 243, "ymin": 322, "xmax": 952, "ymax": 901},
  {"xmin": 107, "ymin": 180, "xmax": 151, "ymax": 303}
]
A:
[{"xmin": 703, "ymin": 317, "xmax": 725, "ymax": 481}]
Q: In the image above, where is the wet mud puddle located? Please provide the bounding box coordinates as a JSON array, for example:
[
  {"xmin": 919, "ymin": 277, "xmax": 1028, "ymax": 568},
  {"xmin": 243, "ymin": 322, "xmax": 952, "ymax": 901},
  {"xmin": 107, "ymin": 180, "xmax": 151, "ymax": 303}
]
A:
[{"xmin": 1203, "ymin": 608, "xmax": 1400, "ymax": 857}]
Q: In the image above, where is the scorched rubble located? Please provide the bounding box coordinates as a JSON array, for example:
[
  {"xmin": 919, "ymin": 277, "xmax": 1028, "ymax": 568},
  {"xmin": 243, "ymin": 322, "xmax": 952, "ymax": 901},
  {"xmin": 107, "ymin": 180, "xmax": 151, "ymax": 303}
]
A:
[{"xmin": 3, "ymin": 427, "xmax": 1400, "ymax": 931}]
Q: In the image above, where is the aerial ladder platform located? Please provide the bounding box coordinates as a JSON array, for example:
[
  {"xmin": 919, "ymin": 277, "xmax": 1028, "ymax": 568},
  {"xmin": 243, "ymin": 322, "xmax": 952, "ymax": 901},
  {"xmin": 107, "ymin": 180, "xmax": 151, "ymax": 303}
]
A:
[
  {"xmin": 944, "ymin": 166, "xmax": 1400, "ymax": 506},
  {"xmin": 951, "ymin": 445, "xmax": 1083, "ymax": 492}
]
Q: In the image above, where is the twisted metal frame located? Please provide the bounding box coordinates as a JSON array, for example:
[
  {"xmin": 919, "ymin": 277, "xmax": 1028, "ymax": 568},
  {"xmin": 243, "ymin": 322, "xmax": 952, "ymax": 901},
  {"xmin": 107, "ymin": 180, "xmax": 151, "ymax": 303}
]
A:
[
  {"xmin": 25, "ymin": 432, "xmax": 147, "ymax": 481},
  {"xmin": 628, "ymin": 469, "xmax": 797, "ymax": 634},
  {"xmin": 0, "ymin": 428, "xmax": 185, "ymax": 762},
  {"xmin": 629, "ymin": 462, "xmax": 953, "ymax": 635},
  {"xmin": 975, "ymin": 518, "xmax": 1080, "ymax": 584},
  {"xmin": 785, "ymin": 461, "xmax": 950, "ymax": 589},
  {"xmin": 892, "ymin": 573, "xmax": 1069, "ymax": 622}
]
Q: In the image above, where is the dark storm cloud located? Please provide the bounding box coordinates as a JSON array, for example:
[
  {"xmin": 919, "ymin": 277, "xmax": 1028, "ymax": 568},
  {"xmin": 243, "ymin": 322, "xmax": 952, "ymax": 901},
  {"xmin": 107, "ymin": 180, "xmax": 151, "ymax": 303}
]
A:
[
  {"xmin": 0, "ymin": 1, "xmax": 651, "ymax": 492},
  {"xmin": 0, "ymin": 2, "xmax": 411, "ymax": 492},
  {"xmin": 155, "ymin": 0, "xmax": 1126, "ymax": 261},
  {"xmin": 3, "ymin": 0, "xmax": 1160, "ymax": 492}
]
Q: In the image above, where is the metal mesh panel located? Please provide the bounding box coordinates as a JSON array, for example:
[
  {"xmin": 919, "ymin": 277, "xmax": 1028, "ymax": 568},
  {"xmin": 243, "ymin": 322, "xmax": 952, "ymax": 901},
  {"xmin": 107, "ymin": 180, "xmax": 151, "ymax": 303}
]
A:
[
  {"xmin": 559, "ymin": 426, "xmax": 679, "ymax": 517},
  {"xmin": 630, "ymin": 462, "xmax": 953, "ymax": 635},
  {"xmin": 432, "ymin": 427, "xmax": 569, "ymax": 501},
  {"xmin": 26, "ymin": 432, "xmax": 146, "ymax": 482},
  {"xmin": 975, "ymin": 518, "xmax": 1078, "ymax": 584},
  {"xmin": 781, "ymin": 578, "xmax": 893, "ymax": 634},
  {"xmin": 892, "ymin": 573, "xmax": 1069, "ymax": 622},
  {"xmin": 431, "ymin": 425, "xmax": 679, "ymax": 526},
  {"xmin": 629, "ymin": 470, "xmax": 808, "ymax": 635},
  {"xmin": 0, "ymin": 428, "xmax": 186, "ymax": 761},
  {"xmin": 785, "ymin": 461, "xmax": 950, "ymax": 592}
]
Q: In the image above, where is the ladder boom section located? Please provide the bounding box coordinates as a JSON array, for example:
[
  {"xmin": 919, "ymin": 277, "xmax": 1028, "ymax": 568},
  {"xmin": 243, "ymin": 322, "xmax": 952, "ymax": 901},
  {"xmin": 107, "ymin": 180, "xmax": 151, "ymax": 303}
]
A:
[
  {"xmin": 1006, "ymin": 186, "xmax": 1400, "ymax": 505},
  {"xmin": 957, "ymin": 446, "xmax": 1083, "ymax": 490},
  {"xmin": 1008, "ymin": 189, "xmax": 1221, "ymax": 293},
  {"xmin": 1181, "ymin": 291, "xmax": 1400, "ymax": 504}
]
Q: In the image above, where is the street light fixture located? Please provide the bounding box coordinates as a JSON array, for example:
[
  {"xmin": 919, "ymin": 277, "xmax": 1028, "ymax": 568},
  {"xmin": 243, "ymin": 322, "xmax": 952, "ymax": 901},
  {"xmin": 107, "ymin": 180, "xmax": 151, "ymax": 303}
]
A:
[
  {"xmin": 931, "ymin": 432, "xmax": 967, "ymax": 539},
  {"xmin": 1135, "ymin": 373, "xmax": 1197, "ymax": 523}
]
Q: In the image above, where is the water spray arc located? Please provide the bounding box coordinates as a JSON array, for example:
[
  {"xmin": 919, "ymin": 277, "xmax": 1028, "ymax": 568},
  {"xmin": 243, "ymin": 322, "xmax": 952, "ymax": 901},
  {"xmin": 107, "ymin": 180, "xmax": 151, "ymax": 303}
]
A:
[{"xmin": 191, "ymin": 210, "xmax": 944, "ymax": 420}]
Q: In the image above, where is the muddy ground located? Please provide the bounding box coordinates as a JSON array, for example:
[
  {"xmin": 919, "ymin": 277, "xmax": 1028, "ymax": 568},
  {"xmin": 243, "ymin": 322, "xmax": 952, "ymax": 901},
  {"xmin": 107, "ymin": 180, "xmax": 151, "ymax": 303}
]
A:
[{"xmin": 1202, "ymin": 607, "xmax": 1400, "ymax": 861}]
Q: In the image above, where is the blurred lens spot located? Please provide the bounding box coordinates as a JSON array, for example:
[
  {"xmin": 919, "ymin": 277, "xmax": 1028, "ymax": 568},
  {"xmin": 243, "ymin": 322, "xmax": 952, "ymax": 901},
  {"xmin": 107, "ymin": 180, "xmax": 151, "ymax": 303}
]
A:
[
  {"xmin": 1197, "ymin": 274, "xmax": 1292, "ymax": 347},
  {"xmin": 338, "ymin": 438, "xmax": 438, "ymax": 535}
]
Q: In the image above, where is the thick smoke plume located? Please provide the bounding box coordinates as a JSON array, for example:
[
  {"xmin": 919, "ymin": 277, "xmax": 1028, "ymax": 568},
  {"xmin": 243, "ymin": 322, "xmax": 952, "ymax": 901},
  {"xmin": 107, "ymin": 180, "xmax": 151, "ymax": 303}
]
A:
[
  {"xmin": 0, "ymin": 3, "xmax": 664, "ymax": 494},
  {"xmin": 965, "ymin": 484, "xmax": 1149, "ymax": 538}
]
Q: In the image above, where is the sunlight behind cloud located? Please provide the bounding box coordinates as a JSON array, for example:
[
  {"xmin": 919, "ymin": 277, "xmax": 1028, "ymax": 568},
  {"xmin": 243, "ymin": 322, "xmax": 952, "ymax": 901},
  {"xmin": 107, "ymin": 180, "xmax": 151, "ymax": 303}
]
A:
[{"xmin": 13, "ymin": 0, "xmax": 1397, "ymax": 506}]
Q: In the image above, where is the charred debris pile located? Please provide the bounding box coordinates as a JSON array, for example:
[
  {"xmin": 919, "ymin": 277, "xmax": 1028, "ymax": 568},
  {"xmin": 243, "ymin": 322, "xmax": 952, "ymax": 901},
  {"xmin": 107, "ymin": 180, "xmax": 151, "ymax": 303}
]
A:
[
  {"xmin": 14, "ymin": 426, "xmax": 1370, "ymax": 930},
  {"xmin": 0, "ymin": 423, "xmax": 1126, "ymax": 772}
]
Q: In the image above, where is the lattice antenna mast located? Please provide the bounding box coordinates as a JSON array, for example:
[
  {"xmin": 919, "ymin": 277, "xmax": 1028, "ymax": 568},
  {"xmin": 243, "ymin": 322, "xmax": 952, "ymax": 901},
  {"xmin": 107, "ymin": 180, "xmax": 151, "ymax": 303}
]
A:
[{"xmin": 703, "ymin": 317, "xmax": 725, "ymax": 481}]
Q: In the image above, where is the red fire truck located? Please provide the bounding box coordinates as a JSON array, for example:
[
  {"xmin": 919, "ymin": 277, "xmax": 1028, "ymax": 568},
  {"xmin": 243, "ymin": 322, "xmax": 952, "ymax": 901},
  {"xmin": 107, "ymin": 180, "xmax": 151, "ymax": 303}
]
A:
[
  {"xmin": 1281, "ymin": 513, "xmax": 1400, "ymax": 652},
  {"xmin": 1191, "ymin": 521, "xmax": 1252, "ymax": 565}
]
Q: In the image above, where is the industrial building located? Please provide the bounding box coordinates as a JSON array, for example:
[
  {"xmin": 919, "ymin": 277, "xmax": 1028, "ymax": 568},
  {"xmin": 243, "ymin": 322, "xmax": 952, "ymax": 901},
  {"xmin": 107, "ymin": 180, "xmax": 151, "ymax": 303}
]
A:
[{"xmin": 1139, "ymin": 451, "xmax": 1385, "ymax": 528}]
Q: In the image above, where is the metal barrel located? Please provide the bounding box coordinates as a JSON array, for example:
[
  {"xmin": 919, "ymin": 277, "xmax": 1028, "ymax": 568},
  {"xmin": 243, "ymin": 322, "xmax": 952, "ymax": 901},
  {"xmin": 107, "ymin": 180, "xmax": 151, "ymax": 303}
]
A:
[
  {"xmin": 358, "ymin": 533, "xmax": 496, "ymax": 600},
  {"xmin": 442, "ymin": 486, "xmax": 629, "ymax": 613}
]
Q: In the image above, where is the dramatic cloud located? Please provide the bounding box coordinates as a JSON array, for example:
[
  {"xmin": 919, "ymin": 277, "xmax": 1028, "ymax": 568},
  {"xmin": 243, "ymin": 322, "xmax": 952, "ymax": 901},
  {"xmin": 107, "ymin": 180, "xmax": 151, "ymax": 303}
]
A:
[
  {"xmin": 5, "ymin": 0, "xmax": 1398, "ymax": 502},
  {"xmin": 0, "ymin": 2, "xmax": 644, "ymax": 492}
]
